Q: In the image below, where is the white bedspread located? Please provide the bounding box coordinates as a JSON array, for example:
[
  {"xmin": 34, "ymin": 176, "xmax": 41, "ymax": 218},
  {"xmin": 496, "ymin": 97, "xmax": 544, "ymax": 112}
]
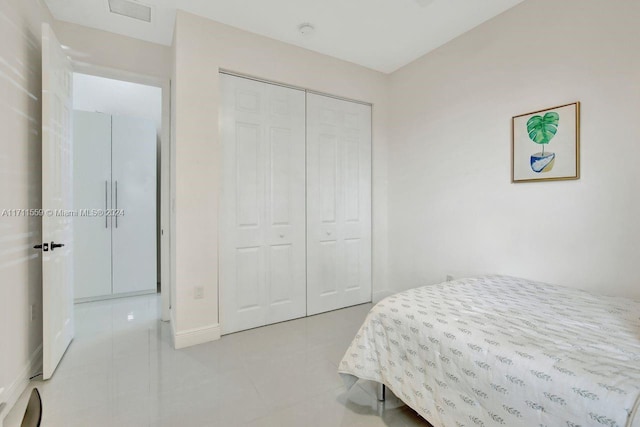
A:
[{"xmin": 339, "ymin": 276, "xmax": 640, "ymax": 427}]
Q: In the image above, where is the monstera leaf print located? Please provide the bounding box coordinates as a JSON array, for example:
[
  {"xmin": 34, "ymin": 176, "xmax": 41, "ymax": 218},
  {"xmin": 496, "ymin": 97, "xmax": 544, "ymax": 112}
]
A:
[{"xmin": 527, "ymin": 112, "xmax": 559, "ymax": 154}]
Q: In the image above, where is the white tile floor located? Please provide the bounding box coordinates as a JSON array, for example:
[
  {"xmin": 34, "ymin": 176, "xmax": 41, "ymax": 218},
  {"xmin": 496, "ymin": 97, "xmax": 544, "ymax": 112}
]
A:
[{"xmin": 5, "ymin": 294, "xmax": 430, "ymax": 426}]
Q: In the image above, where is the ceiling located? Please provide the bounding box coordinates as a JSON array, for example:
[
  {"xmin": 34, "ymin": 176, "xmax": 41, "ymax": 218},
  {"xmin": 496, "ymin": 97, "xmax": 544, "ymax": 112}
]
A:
[{"xmin": 43, "ymin": 0, "xmax": 525, "ymax": 73}]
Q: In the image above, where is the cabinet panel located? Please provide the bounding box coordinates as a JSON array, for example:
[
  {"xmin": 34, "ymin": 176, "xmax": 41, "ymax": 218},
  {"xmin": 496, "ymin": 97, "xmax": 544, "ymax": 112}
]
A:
[
  {"xmin": 73, "ymin": 111, "xmax": 112, "ymax": 300},
  {"xmin": 236, "ymin": 123, "xmax": 261, "ymax": 227},
  {"xmin": 318, "ymin": 134, "xmax": 338, "ymax": 223},
  {"xmin": 236, "ymin": 247, "xmax": 262, "ymax": 311},
  {"xmin": 111, "ymin": 115, "xmax": 157, "ymax": 295}
]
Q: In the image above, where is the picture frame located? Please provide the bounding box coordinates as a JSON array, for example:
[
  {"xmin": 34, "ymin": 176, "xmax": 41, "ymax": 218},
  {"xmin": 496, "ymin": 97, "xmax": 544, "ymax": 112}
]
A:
[{"xmin": 511, "ymin": 102, "xmax": 580, "ymax": 183}]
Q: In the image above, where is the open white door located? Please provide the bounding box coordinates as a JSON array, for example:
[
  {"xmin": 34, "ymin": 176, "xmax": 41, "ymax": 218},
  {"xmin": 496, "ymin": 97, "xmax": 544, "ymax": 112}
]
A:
[{"xmin": 41, "ymin": 23, "xmax": 74, "ymax": 380}]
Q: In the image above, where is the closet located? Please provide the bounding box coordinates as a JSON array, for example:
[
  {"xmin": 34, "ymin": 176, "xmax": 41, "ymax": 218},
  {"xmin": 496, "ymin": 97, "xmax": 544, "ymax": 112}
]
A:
[
  {"xmin": 73, "ymin": 110, "xmax": 157, "ymax": 301},
  {"xmin": 220, "ymin": 73, "xmax": 372, "ymax": 334}
]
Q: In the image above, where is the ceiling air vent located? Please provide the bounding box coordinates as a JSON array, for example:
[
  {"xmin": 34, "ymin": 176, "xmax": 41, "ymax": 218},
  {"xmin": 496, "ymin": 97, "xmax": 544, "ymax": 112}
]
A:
[{"xmin": 108, "ymin": 0, "xmax": 152, "ymax": 22}]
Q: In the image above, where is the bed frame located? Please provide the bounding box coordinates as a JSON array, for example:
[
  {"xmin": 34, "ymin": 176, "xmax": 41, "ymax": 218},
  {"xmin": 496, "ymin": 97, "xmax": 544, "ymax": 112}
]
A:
[{"xmin": 377, "ymin": 383, "xmax": 385, "ymax": 401}]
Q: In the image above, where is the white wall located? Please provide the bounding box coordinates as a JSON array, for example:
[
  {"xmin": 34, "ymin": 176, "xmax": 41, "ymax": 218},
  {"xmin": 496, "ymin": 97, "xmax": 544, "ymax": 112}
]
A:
[
  {"xmin": 172, "ymin": 10, "xmax": 390, "ymax": 345},
  {"xmin": 0, "ymin": 0, "xmax": 53, "ymax": 420},
  {"xmin": 73, "ymin": 73, "xmax": 162, "ymax": 134},
  {"xmin": 388, "ymin": 0, "xmax": 640, "ymax": 298},
  {"xmin": 53, "ymin": 20, "xmax": 171, "ymax": 79}
]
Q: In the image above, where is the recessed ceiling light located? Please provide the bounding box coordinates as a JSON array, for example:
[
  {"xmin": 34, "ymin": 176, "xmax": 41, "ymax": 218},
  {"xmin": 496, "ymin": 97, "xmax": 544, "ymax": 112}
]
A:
[
  {"xmin": 298, "ymin": 23, "xmax": 315, "ymax": 37},
  {"xmin": 108, "ymin": 0, "xmax": 152, "ymax": 23}
]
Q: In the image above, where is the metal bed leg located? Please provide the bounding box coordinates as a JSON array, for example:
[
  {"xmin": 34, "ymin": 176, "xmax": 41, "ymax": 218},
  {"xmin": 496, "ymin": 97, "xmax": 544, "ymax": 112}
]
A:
[{"xmin": 377, "ymin": 383, "xmax": 386, "ymax": 401}]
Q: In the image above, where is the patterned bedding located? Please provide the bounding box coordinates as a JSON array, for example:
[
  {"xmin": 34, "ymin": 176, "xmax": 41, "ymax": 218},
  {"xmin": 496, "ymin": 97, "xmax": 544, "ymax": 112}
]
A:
[{"xmin": 339, "ymin": 276, "xmax": 640, "ymax": 427}]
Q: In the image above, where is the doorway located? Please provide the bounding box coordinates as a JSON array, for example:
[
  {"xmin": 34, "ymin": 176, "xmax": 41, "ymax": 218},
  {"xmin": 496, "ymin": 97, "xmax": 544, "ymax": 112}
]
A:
[
  {"xmin": 70, "ymin": 69, "xmax": 171, "ymax": 321},
  {"xmin": 73, "ymin": 64, "xmax": 172, "ymax": 321},
  {"xmin": 219, "ymin": 72, "xmax": 373, "ymax": 335},
  {"xmin": 39, "ymin": 24, "xmax": 171, "ymax": 382},
  {"xmin": 72, "ymin": 73, "xmax": 161, "ymax": 303}
]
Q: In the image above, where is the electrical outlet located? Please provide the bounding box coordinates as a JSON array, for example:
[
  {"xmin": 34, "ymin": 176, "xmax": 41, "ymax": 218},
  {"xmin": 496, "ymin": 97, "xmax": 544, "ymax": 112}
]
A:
[
  {"xmin": 194, "ymin": 286, "xmax": 204, "ymax": 299},
  {"xmin": 446, "ymin": 275, "xmax": 454, "ymax": 282}
]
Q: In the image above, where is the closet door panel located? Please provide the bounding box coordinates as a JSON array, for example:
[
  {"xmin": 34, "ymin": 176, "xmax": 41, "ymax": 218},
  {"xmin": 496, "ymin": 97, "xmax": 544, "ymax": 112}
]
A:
[
  {"xmin": 220, "ymin": 74, "xmax": 306, "ymax": 334},
  {"xmin": 307, "ymin": 94, "xmax": 372, "ymax": 315},
  {"xmin": 221, "ymin": 78, "xmax": 267, "ymax": 333},
  {"xmin": 73, "ymin": 111, "xmax": 112, "ymax": 300},
  {"xmin": 264, "ymin": 83, "xmax": 306, "ymax": 325},
  {"xmin": 111, "ymin": 115, "xmax": 157, "ymax": 295}
]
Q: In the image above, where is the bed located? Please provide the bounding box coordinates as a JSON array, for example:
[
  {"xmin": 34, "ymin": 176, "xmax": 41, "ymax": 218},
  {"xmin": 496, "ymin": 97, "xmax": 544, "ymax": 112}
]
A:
[{"xmin": 339, "ymin": 275, "xmax": 640, "ymax": 427}]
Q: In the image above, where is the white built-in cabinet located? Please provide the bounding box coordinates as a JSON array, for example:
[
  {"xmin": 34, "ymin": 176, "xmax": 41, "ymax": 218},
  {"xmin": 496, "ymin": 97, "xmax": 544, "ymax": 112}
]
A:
[
  {"xmin": 73, "ymin": 110, "xmax": 157, "ymax": 301},
  {"xmin": 220, "ymin": 73, "xmax": 372, "ymax": 334}
]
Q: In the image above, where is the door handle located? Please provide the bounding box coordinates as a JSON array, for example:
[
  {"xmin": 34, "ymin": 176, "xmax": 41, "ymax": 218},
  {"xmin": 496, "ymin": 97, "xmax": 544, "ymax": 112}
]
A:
[
  {"xmin": 105, "ymin": 180, "xmax": 108, "ymax": 228},
  {"xmin": 115, "ymin": 180, "xmax": 118, "ymax": 228},
  {"xmin": 50, "ymin": 242, "xmax": 65, "ymax": 251},
  {"xmin": 33, "ymin": 243, "xmax": 49, "ymax": 252}
]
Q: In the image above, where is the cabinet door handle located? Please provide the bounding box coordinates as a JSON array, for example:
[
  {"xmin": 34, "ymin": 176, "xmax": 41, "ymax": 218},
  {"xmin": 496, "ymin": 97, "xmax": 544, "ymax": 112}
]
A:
[
  {"xmin": 115, "ymin": 180, "xmax": 118, "ymax": 228},
  {"xmin": 105, "ymin": 180, "xmax": 108, "ymax": 228}
]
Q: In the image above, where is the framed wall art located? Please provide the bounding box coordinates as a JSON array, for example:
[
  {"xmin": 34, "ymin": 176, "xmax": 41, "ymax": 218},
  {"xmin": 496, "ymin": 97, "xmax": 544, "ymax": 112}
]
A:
[{"xmin": 512, "ymin": 102, "xmax": 580, "ymax": 183}]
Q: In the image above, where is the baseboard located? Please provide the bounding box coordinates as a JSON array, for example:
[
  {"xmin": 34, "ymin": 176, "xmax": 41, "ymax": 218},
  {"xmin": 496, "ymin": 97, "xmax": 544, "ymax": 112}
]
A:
[
  {"xmin": 75, "ymin": 289, "xmax": 156, "ymax": 304},
  {"xmin": 372, "ymin": 289, "xmax": 394, "ymax": 303},
  {"xmin": 170, "ymin": 309, "xmax": 177, "ymax": 348},
  {"xmin": 172, "ymin": 321, "xmax": 221, "ymax": 349},
  {"xmin": 0, "ymin": 344, "xmax": 42, "ymax": 425},
  {"xmin": 0, "ymin": 397, "xmax": 5, "ymax": 427}
]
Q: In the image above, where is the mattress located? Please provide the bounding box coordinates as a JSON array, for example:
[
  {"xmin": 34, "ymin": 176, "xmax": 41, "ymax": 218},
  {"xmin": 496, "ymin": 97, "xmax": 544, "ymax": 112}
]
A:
[{"xmin": 339, "ymin": 276, "xmax": 640, "ymax": 427}]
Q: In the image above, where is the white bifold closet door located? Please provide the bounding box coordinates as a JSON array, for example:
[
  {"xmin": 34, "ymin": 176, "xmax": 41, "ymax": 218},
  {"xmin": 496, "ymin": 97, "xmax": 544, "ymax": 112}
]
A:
[
  {"xmin": 306, "ymin": 93, "xmax": 372, "ymax": 316},
  {"xmin": 220, "ymin": 74, "xmax": 306, "ymax": 334}
]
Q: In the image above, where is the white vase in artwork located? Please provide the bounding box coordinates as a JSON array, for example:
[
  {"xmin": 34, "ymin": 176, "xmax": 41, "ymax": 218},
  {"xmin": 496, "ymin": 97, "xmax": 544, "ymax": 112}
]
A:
[{"xmin": 530, "ymin": 152, "xmax": 556, "ymax": 173}]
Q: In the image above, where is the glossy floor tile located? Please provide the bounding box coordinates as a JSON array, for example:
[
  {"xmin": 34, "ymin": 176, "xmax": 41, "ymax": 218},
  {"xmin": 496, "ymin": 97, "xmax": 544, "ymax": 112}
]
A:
[{"xmin": 4, "ymin": 294, "xmax": 430, "ymax": 426}]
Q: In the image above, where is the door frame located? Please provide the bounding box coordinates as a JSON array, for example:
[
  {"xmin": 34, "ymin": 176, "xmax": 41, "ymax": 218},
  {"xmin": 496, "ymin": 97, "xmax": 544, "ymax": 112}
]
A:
[{"xmin": 72, "ymin": 62, "xmax": 172, "ymax": 322}]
